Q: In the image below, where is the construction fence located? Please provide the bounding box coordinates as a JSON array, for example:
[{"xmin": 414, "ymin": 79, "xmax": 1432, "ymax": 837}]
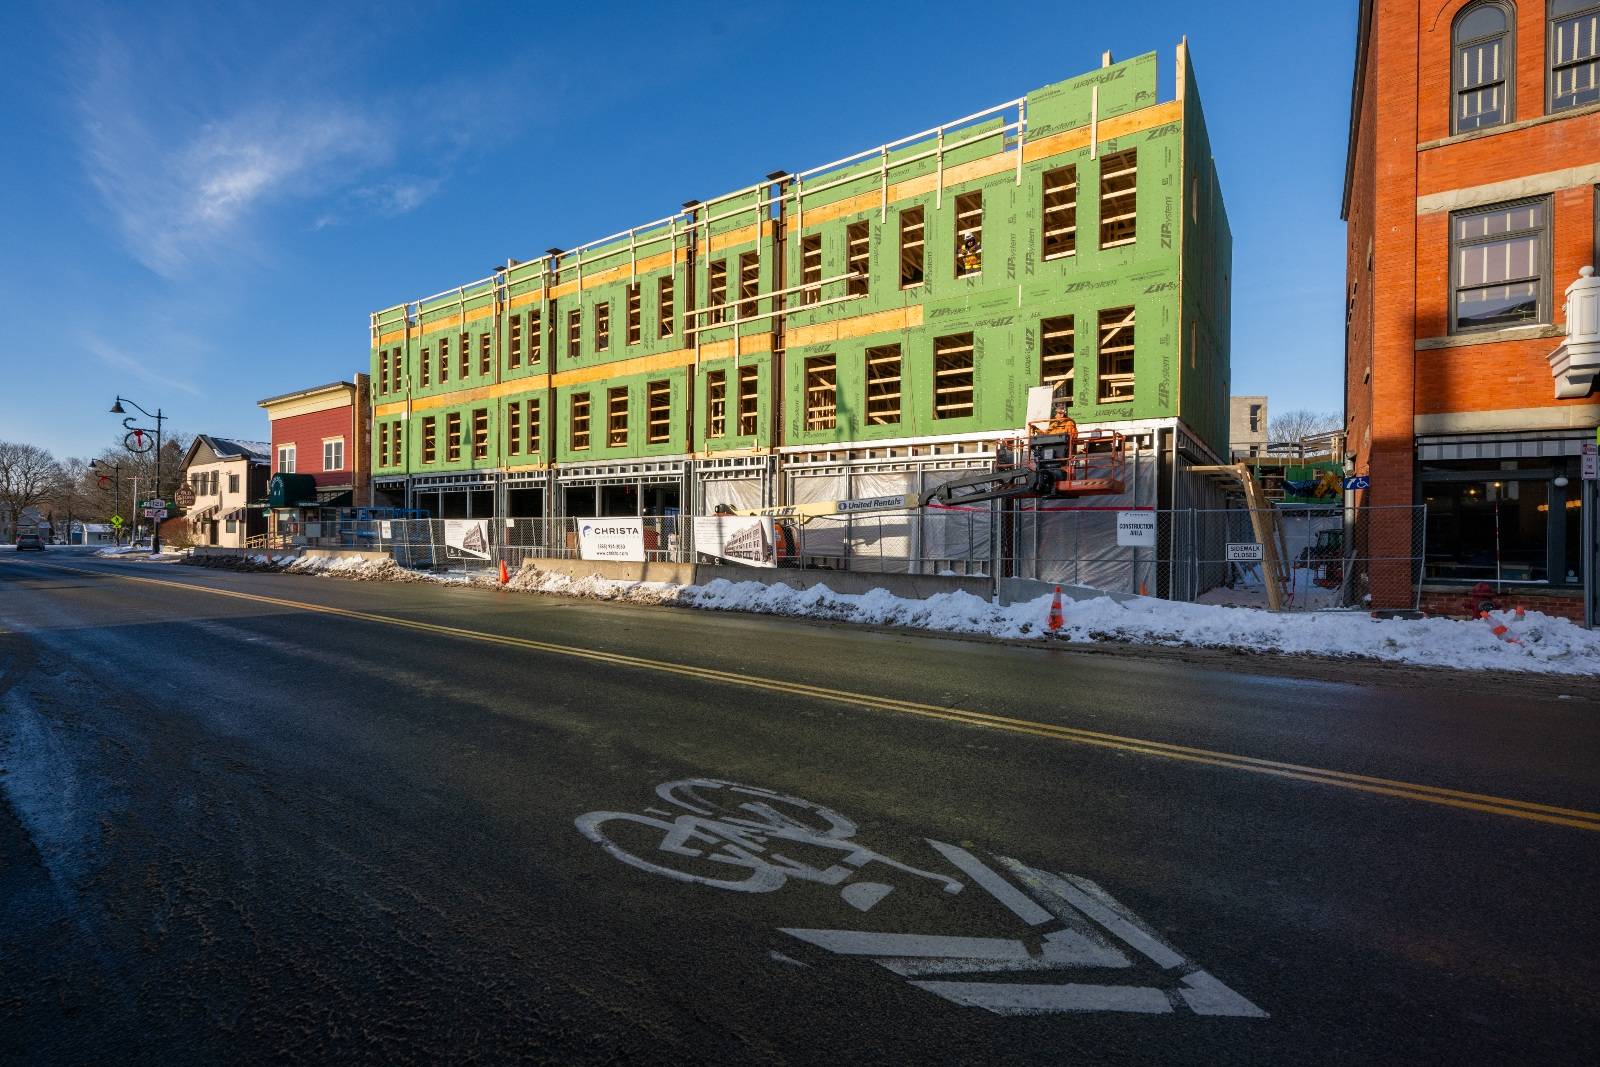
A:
[{"xmin": 281, "ymin": 504, "xmax": 1427, "ymax": 612}]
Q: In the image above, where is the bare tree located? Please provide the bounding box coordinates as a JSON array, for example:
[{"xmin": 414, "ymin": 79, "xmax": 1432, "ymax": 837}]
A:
[
  {"xmin": 0, "ymin": 441, "xmax": 63, "ymax": 538},
  {"xmin": 1268, "ymin": 409, "xmax": 1342, "ymax": 451}
]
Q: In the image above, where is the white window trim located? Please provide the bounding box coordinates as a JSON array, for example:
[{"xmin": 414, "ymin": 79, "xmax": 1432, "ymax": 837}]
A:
[
  {"xmin": 278, "ymin": 445, "xmax": 297, "ymax": 474},
  {"xmin": 322, "ymin": 436, "xmax": 345, "ymax": 472}
]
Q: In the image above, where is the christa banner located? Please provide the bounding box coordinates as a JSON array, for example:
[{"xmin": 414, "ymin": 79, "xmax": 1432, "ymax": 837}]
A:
[{"xmin": 577, "ymin": 519, "xmax": 646, "ymax": 562}]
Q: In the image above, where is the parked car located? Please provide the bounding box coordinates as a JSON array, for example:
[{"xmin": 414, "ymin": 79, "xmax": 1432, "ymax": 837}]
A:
[{"xmin": 15, "ymin": 533, "xmax": 45, "ymax": 551}]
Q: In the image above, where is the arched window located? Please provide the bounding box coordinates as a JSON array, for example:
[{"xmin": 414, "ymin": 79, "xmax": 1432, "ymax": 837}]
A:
[
  {"xmin": 1454, "ymin": 2, "xmax": 1514, "ymax": 133},
  {"xmin": 1550, "ymin": 0, "xmax": 1600, "ymax": 110}
]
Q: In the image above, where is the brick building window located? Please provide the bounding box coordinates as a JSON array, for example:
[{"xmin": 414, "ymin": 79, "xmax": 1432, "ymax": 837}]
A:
[
  {"xmin": 1040, "ymin": 316, "xmax": 1075, "ymax": 402},
  {"xmin": 1097, "ymin": 307, "xmax": 1136, "ymax": 403},
  {"xmin": 607, "ymin": 387, "xmax": 628, "ymax": 447},
  {"xmin": 899, "ymin": 207, "xmax": 925, "ymax": 287},
  {"xmin": 1042, "ymin": 166, "xmax": 1077, "ymax": 260},
  {"xmin": 1453, "ymin": 2, "xmax": 1513, "ymax": 133},
  {"xmin": 446, "ymin": 413, "xmax": 462, "ymax": 462},
  {"xmin": 570, "ymin": 393, "xmax": 591, "ymax": 450},
  {"xmin": 1550, "ymin": 0, "xmax": 1600, "ymax": 111},
  {"xmin": 737, "ymin": 365, "xmax": 759, "ymax": 437},
  {"xmin": 933, "ymin": 333, "xmax": 975, "ymax": 419},
  {"xmin": 804, "ymin": 355, "xmax": 837, "ymax": 431},
  {"xmin": 647, "ymin": 379, "xmax": 671, "ymax": 443},
  {"xmin": 1100, "ymin": 150, "xmax": 1138, "ymax": 248},
  {"xmin": 706, "ymin": 370, "xmax": 727, "ymax": 438},
  {"xmin": 1451, "ymin": 198, "xmax": 1548, "ymax": 332},
  {"xmin": 422, "ymin": 417, "xmax": 437, "ymax": 464},
  {"xmin": 865, "ymin": 344, "xmax": 901, "ymax": 425},
  {"xmin": 846, "ymin": 222, "xmax": 870, "ymax": 296},
  {"xmin": 472, "ymin": 409, "xmax": 489, "ymax": 459}
]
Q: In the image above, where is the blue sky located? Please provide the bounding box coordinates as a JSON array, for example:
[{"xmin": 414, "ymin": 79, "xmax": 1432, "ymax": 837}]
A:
[{"xmin": 1, "ymin": 1, "xmax": 1356, "ymax": 459}]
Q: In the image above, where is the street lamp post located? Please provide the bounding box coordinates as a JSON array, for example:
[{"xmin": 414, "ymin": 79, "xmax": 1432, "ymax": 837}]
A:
[
  {"xmin": 90, "ymin": 459, "xmax": 124, "ymax": 545},
  {"xmin": 110, "ymin": 396, "xmax": 166, "ymax": 553}
]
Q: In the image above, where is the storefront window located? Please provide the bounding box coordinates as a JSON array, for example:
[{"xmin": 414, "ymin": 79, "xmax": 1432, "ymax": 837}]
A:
[{"xmin": 1421, "ymin": 458, "xmax": 1580, "ymax": 586}]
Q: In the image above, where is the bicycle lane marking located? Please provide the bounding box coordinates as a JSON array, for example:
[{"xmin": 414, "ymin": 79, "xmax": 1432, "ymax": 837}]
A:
[
  {"xmin": 24, "ymin": 559, "xmax": 1600, "ymax": 834},
  {"xmin": 577, "ymin": 777, "xmax": 1270, "ymax": 1018}
]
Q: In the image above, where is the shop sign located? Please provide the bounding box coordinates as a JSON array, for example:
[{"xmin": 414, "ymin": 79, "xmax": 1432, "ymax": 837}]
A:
[
  {"xmin": 692, "ymin": 515, "xmax": 777, "ymax": 567},
  {"xmin": 577, "ymin": 519, "xmax": 645, "ymax": 562}
]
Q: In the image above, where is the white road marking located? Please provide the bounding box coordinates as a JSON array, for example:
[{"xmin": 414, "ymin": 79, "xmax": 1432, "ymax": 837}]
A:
[
  {"xmin": 840, "ymin": 881, "xmax": 894, "ymax": 912},
  {"xmin": 781, "ymin": 930, "xmax": 1032, "ymax": 960},
  {"xmin": 997, "ymin": 858, "xmax": 1187, "ymax": 970},
  {"xmin": 912, "ymin": 980, "xmax": 1174, "ymax": 1016},
  {"xmin": 1177, "ymin": 970, "xmax": 1270, "ymax": 1018},
  {"xmin": 926, "ymin": 839, "xmax": 1053, "ymax": 926}
]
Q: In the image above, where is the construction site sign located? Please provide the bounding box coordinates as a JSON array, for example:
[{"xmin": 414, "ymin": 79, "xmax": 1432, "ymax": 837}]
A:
[
  {"xmin": 444, "ymin": 519, "xmax": 491, "ymax": 560},
  {"xmin": 1226, "ymin": 542, "xmax": 1264, "ymax": 562},
  {"xmin": 577, "ymin": 519, "xmax": 645, "ymax": 562},
  {"xmin": 692, "ymin": 516, "xmax": 777, "ymax": 568},
  {"xmin": 1116, "ymin": 511, "xmax": 1157, "ymax": 548}
]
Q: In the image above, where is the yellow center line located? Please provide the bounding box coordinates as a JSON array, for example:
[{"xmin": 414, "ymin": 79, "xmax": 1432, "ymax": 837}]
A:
[{"xmin": 33, "ymin": 559, "xmax": 1600, "ymax": 833}]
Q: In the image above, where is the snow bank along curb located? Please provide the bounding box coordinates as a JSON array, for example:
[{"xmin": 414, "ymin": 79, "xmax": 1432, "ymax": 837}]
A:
[{"xmin": 178, "ymin": 553, "xmax": 1600, "ymax": 676}]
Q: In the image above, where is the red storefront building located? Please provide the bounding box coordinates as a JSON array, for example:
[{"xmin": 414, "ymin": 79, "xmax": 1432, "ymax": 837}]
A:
[
  {"xmin": 258, "ymin": 375, "xmax": 373, "ymax": 508},
  {"xmin": 1343, "ymin": 0, "xmax": 1599, "ymax": 622}
]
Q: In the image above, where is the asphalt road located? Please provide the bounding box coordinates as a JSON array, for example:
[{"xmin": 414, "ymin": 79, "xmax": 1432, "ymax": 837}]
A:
[{"xmin": 2, "ymin": 549, "xmax": 1598, "ymax": 1064}]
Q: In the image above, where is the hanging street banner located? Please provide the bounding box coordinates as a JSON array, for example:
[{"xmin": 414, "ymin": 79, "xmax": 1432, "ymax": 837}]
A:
[
  {"xmin": 577, "ymin": 519, "xmax": 646, "ymax": 562},
  {"xmin": 693, "ymin": 515, "xmax": 778, "ymax": 568},
  {"xmin": 1115, "ymin": 511, "xmax": 1157, "ymax": 548},
  {"xmin": 443, "ymin": 518, "xmax": 491, "ymax": 560}
]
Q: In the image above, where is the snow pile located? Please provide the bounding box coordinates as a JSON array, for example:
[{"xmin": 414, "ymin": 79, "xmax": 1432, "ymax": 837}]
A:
[
  {"xmin": 95, "ymin": 547, "xmax": 186, "ymax": 563},
  {"xmin": 281, "ymin": 555, "xmax": 443, "ymax": 583}
]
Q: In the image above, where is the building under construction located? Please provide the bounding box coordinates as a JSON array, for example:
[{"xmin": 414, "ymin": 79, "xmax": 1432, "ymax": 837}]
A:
[{"xmin": 368, "ymin": 40, "xmax": 1233, "ymax": 586}]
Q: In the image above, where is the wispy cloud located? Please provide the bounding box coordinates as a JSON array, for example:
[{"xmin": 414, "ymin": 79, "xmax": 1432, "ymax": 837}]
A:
[
  {"xmin": 63, "ymin": 12, "xmax": 461, "ymax": 277},
  {"xmin": 82, "ymin": 333, "xmax": 204, "ymax": 397}
]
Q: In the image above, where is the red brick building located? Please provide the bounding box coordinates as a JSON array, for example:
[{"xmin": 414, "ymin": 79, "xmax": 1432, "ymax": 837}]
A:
[
  {"xmin": 258, "ymin": 375, "xmax": 373, "ymax": 504},
  {"xmin": 1342, "ymin": 0, "xmax": 1599, "ymax": 622}
]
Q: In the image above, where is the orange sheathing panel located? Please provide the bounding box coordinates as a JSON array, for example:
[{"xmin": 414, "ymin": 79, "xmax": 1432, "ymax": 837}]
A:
[
  {"xmin": 1021, "ymin": 99, "xmax": 1183, "ymax": 164},
  {"xmin": 705, "ymin": 221, "xmax": 768, "ymax": 255},
  {"xmin": 375, "ymin": 375, "xmax": 552, "ymax": 418},
  {"xmin": 694, "ymin": 333, "xmax": 774, "ymax": 361},
  {"xmin": 786, "ymin": 305, "xmax": 923, "ymax": 348},
  {"xmin": 551, "ymin": 347, "xmax": 698, "ymax": 388},
  {"xmin": 544, "ymin": 247, "xmax": 686, "ymax": 302}
]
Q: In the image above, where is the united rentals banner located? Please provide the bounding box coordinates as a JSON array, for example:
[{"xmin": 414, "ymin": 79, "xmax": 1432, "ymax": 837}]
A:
[
  {"xmin": 444, "ymin": 518, "xmax": 491, "ymax": 560},
  {"xmin": 577, "ymin": 518, "xmax": 646, "ymax": 562},
  {"xmin": 692, "ymin": 515, "xmax": 777, "ymax": 568}
]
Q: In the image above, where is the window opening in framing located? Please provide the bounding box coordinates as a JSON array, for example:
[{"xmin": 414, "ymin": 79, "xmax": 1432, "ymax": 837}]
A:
[
  {"xmin": 528, "ymin": 309, "xmax": 541, "ymax": 363},
  {"xmin": 800, "ymin": 235, "xmax": 822, "ymax": 304},
  {"xmin": 378, "ymin": 351, "xmax": 389, "ymax": 393},
  {"xmin": 737, "ymin": 365, "xmax": 759, "ymax": 437},
  {"xmin": 570, "ymin": 393, "xmax": 591, "ymax": 450},
  {"xmin": 379, "ymin": 422, "xmax": 390, "ymax": 467},
  {"xmin": 899, "ymin": 206, "xmax": 925, "ymax": 287},
  {"xmin": 446, "ymin": 412, "xmax": 462, "ymax": 462},
  {"xmin": 471, "ymin": 408, "xmax": 489, "ymax": 460},
  {"xmin": 439, "ymin": 336, "xmax": 450, "ymax": 383},
  {"xmin": 1042, "ymin": 166, "xmax": 1077, "ymax": 260},
  {"xmin": 1097, "ymin": 307, "xmax": 1136, "ymax": 403},
  {"xmin": 509, "ymin": 314, "xmax": 522, "ymax": 367},
  {"xmin": 606, "ymin": 386, "xmax": 629, "ymax": 447},
  {"xmin": 954, "ymin": 192, "xmax": 983, "ymax": 277},
  {"xmin": 627, "ymin": 283, "xmax": 641, "ymax": 345},
  {"xmin": 846, "ymin": 222, "xmax": 869, "ymax": 296},
  {"xmin": 422, "ymin": 416, "xmax": 437, "ymax": 464},
  {"xmin": 865, "ymin": 344, "xmax": 902, "ymax": 425},
  {"xmin": 567, "ymin": 309, "xmax": 581, "ymax": 359},
  {"xmin": 507, "ymin": 401, "xmax": 522, "ymax": 457},
  {"xmin": 526, "ymin": 397, "xmax": 541, "ymax": 456},
  {"xmin": 596, "ymin": 302, "xmax": 611, "ymax": 351},
  {"xmin": 479, "ymin": 333, "xmax": 491, "ymax": 375},
  {"xmin": 647, "ymin": 379, "xmax": 671, "ymax": 443},
  {"xmin": 804, "ymin": 355, "xmax": 837, "ymax": 431},
  {"xmin": 420, "ymin": 347, "xmax": 431, "ymax": 388},
  {"xmin": 706, "ymin": 370, "xmax": 727, "ymax": 438},
  {"xmin": 392, "ymin": 422, "xmax": 403, "ymax": 467},
  {"xmin": 1040, "ymin": 316, "xmax": 1075, "ymax": 401},
  {"xmin": 708, "ymin": 260, "xmax": 728, "ymax": 324},
  {"xmin": 1099, "ymin": 150, "xmax": 1138, "ymax": 248},
  {"xmin": 658, "ymin": 276, "xmax": 674, "ymax": 338},
  {"xmin": 933, "ymin": 333, "xmax": 975, "ymax": 419},
  {"xmin": 459, "ymin": 331, "xmax": 470, "ymax": 378},
  {"xmin": 738, "ymin": 252, "xmax": 759, "ymax": 320}
]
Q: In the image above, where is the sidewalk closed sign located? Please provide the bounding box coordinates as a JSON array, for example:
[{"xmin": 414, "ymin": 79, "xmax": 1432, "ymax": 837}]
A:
[
  {"xmin": 578, "ymin": 519, "xmax": 646, "ymax": 562},
  {"xmin": 1227, "ymin": 542, "xmax": 1264, "ymax": 562},
  {"xmin": 1116, "ymin": 511, "xmax": 1157, "ymax": 547}
]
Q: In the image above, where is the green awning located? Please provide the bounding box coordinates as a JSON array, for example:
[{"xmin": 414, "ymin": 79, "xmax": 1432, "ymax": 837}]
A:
[{"xmin": 267, "ymin": 473, "xmax": 319, "ymax": 508}]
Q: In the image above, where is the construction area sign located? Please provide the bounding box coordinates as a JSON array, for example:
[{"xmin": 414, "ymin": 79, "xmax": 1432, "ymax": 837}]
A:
[
  {"xmin": 443, "ymin": 519, "xmax": 491, "ymax": 560},
  {"xmin": 1115, "ymin": 511, "xmax": 1157, "ymax": 548},
  {"xmin": 1226, "ymin": 542, "xmax": 1264, "ymax": 562},
  {"xmin": 577, "ymin": 519, "xmax": 645, "ymax": 562},
  {"xmin": 693, "ymin": 516, "xmax": 777, "ymax": 568}
]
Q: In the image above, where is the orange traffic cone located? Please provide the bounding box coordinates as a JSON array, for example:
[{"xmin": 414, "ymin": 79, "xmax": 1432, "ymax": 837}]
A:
[
  {"xmin": 1048, "ymin": 585, "xmax": 1065, "ymax": 632},
  {"xmin": 499, "ymin": 559, "xmax": 510, "ymax": 585}
]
